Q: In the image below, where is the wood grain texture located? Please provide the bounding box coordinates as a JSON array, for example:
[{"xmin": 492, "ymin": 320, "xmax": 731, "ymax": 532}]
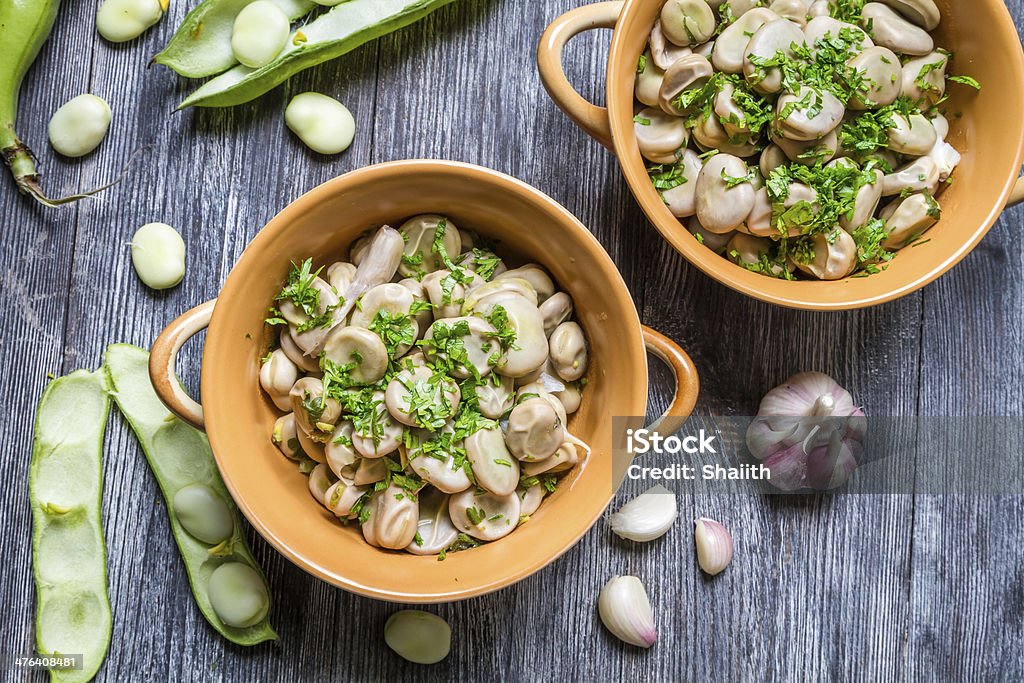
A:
[{"xmin": 1, "ymin": 0, "xmax": 1022, "ymax": 680}]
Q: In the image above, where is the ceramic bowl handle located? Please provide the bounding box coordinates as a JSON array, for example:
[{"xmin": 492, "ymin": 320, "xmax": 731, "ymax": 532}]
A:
[
  {"xmin": 149, "ymin": 300, "xmax": 216, "ymax": 430},
  {"xmin": 537, "ymin": 1, "xmax": 622, "ymax": 149},
  {"xmin": 641, "ymin": 326, "xmax": 700, "ymax": 436}
]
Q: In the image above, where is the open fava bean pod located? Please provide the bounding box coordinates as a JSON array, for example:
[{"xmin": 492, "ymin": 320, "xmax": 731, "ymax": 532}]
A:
[{"xmin": 105, "ymin": 344, "xmax": 276, "ymax": 645}]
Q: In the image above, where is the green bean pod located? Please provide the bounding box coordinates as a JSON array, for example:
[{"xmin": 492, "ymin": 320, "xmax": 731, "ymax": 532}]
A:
[
  {"xmin": 30, "ymin": 370, "xmax": 112, "ymax": 683},
  {"xmin": 154, "ymin": 0, "xmax": 317, "ymax": 78},
  {"xmin": 104, "ymin": 344, "xmax": 277, "ymax": 646},
  {"xmin": 177, "ymin": 0, "xmax": 457, "ymax": 108}
]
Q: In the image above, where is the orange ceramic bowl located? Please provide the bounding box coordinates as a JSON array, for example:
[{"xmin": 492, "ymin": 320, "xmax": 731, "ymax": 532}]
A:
[
  {"xmin": 539, "ymin": 0, "xmax": 1024, "ymax": 310},
  {"xmin": 149, "ymin": 160, "xmax": 699, "ymax": 602}
]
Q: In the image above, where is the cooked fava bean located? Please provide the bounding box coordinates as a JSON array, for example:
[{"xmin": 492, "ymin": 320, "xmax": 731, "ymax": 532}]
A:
[
  {"xmin": 879, "ymin": 192, "xmax": 940, "ymax": 248},
  {"xmin": 901, "ymin": 52, "xmax": 947, "ymax": 106},
  {"xmin": 696, "ymin": 154, "xmax": 756, "ymax": 234},
  {"xmin": 774, "ymin": 128, "xmax": 838, "ymax": 167},
  {"xmin": 712, "ymin": 8, "xmax": 778, "ymax": 73},
  {"xmin": 659, "ymin": 54, "xmax": 715, "ymax": 116},
  {"xmin": 775, "ymin": 85, "xmax": 844, "ymax": 141},
  {"xmin": 728, "ymin": 233, "xmax": 793, "ymax": 277},
  {"xmin": 322, "ymin": 326, "xmax": 389, "ymax": 383},
  {"xmin": 660, "ymin": 0, "xmax": 716, "ymax": 47},
  {"xmin": 325, "ymin": 421, "xmax": 358, "ymax": 476},
  {"xmin": 807, "ymin": 0, "xmax": 830, "ymax": 18},
  {"xmin": 327, "ymin": 261, "xmax": 357, "ymax": 292},
  {"xmin": 877, "ymin": 0, "xmax": 940, "ymax": 30},
  {"xmin": 406, "ymin": 489, "xmax": 459, "ymax": 556},
  {"xmin": 272, "ymin": 413, "xmax": 302, "ymax": 459},
  {"xmin": 549, "ymin": 321, "xmax": 588, "ymax": 382},
  {"xmin": 689, "ymin": 216, "xmax": 735, "ymax": 252},
  {"xmin": 259, "ymin": 349, "xmax": 298, "ymax": 411},
  {"xmin": 422, "ymin": 316, "xmax": 495, "ymax": 379},
  {"xmin": 861, "ymin": 2, "xmax": 933, "ymax": 56},
  {"xmin": 208, "ymin": 562, "xmax": 271, "ymax": 628},
  {"xmin": 385, "ymin": 611, "xmax": 451, "ymax": 664},
  {"xmin": 804, "ymin": 17, "xmax": 873, "ymax": 54},
  {"xmin": 847, "ymin": 46, "xmax": 902, "ymax": 109},
  {"xmin": 886, "ymin": 112, "xmax": 936, "ymax": 155},
  {"xmin": 352, "ymin": 392, "xmax": 404, "ymax": 457},
  {"xmin": 484, "ymin": 296, "xmax": 549, "ymax": 378},
  {"xmin": 636, "ymin": 50, "xmax": 667, "ymax": 107},
  {"xmin": 768, "ymin": 0, "xmax": 809, "ymax": 26},
  {"xmin": 759, "ymin": 144, "xmax": 788, "ymax": 177},
  {"xmin": 308, "ymin": 463, "xmax": 336, "ymax": 504},
  {"xmin": 840, "ymin": 169, "xmax": 884, "ymax": 231},
  {"xmin": 635, "ymin": 107, "xmax": 690, "ymax": 163},
  {"xmin": 495, "ymin": 265, "xmax": 554, "ymax": 302},
  {"xmin": 793, "ymin": 228, "xmax": 858, "ymax": 280},
  {"xmin": 466, "ymin": 426, "xmax": 520, "ymax": 495},
  {"xmin": 173, "ymin": 483, "xmax": 234, "ymax": 545},
  {"xmin": 881, "ymin": 156, "xmax": 939, "ymax": 196},
  {"xmin": 364, "ymin": 483, "xmax": 418, "ymax": 549},
  {"xmin": 649, "ymin": 19, "xmax": 693, "ymax": 70},
  {"xmin": 745, "ymin": 187, "xmax": 773, "ymax": 237},
  {"xmin": 350, "ymin": 282, "xmax": 415, "ymax": 329},
  {"xmin": 385, "ymin": 365, "xmax": 460, "ymax": 428},
  {"xmin": 660, "ymin": 149, "xmax": 703, "ymax": 218},
  {"xmin": 539, "ymin": 292, "xmax": 574, "ymax": 336},
  {"xmin": 448, "ymin": 489, "xmax": 521, "ymax": 541},
  {"xmin": 517, "ymin": 483, "xmax": 545, "ymax": 516},
  {"xmin": 743, "ymin": 19, "xmax": 806, "ymax": 94},
  {"xmin": 475, "ymin": 374, "xmax": 515, "ymax": 419},
  {"xmin": 285, "ymin": 92, "xmax": 356, "ymax": 155},
  {"xmin": 47, "ymin": 94, "xmax": 111, "ymax": 157},
  {"xmin": 522, "ymin": 442, "xmax": 579, "ymax": 476},
  {"xmin": 506, "ymin": 398, "xmax": 564, "ymax": 461},
  {"xmin": 96, "ymin": 0, "xmax": 165, "ymax": 42},
  {"xmin": 324, "ymin": 478, "xmax": 367, "ymax": 518},
  {"xmin": 130, "ymin": 222, "xmax": 186, "ymax": 290},
  {"xmin": 399, "ymin": 214, "xmax": 461, "ymax": 277},
  {"xmin": 259, "ymin": 223, "xmax": 591, "ymax": 555},
  {"xmin": 553, "ymin": 382, "xmax": 582, "ymax": 414},
  {"xmin": 231, "ymin": 1, "xmax": 289, "ymax": 68}
]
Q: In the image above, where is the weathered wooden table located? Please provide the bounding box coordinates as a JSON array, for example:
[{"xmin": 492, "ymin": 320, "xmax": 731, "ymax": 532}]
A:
[{"xmin": 3, "ymin": 1, "xmax": 1023, "ymax": 680}]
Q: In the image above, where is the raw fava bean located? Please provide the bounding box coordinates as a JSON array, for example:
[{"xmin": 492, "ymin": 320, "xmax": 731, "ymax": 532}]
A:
[
  {"xmin": 385, "ymin": 611, "xmax": 451, "ymax": 664},
  {"xmin": 231, "ymin": 1, "xmax": 290, "ymax": 68},
  {"xmin": 47, "ymin": 94, "xmax": 111, "ymax": 157},
  {"xmin": 96, "ymin": 0, "xmax": 166, "ymax": 42},
  {"xmin": 130, "ymin": 222, "xmax": 186, "ymax": 290},
  {"xmin": 105, "ymin": 344, "xmax": 276, "ymax": 645},
  {"xmin": 173, "ymin": 483, "xmax": 234, "ymax": 544},
  {"xmin": 207, "ymin": 563, "xmax": 271, "ymax": 628},
  {"xmin": 176, "ymin": 0, "xmax": 458, "ymax": 108},
  {"xmin": 30, "ymin": 370, "xmax": 112, "ymax": 683},
  {"xmin": 285, "ymin": 92, "xmax": 356, "ymax": 154},
  {"xmin": 154, "ymin": 0, "xmax": 316, "ymax": 78}
]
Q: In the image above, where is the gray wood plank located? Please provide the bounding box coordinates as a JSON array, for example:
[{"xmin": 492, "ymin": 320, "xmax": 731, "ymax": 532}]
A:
[{"xmin": 1, "ymin": 0, "xmax": 1022, "ymax": 681}]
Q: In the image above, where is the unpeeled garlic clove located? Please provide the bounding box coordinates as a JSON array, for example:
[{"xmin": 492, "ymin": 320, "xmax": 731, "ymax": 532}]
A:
[
  {"xmin": 694, "ymin": 517, "xmax": 733, "ymax": 575},
  {"xmin": 608, "ymin": 485, "xmax": 678, "ymax": 542},
  {"xmin": 597, "ymin": 576, "xmax": 657, "ymax": 648}
]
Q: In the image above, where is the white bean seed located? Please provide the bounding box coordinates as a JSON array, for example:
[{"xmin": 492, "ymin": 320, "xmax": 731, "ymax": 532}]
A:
[
  {"xmin": 285, "ymin": 92, "xmax": 356, "ymax": 155},
  {"xmin": 130, "ymin": 223, "xmax": 186, "ymax": 290}
]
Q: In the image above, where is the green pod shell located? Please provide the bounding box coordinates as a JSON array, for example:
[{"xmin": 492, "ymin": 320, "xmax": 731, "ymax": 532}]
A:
[
  {"xmin": 105, "ymin": 344, "xmax": 277, "ymax": 646},
  {"xmin": 178, "ymin": 0, "xmax": 457, "ymax": 108},
  {"xmin": 30, "ymin": 369, "xmax": 112, "ymax": 683},
  {"xmin": 154, "ymin": 0, "xmax": 316, "ymax": 78}
]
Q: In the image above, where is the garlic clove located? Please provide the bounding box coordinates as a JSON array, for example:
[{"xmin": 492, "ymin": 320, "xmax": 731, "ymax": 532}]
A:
[
  {"xmin": 608, "ymin": 485, "xmax": 677, "ymax": 542},
  {"xmin": 597, "ymin": 575, "xmax": 657, "ymax": 648},
  {"xmin": 694, "ymin": 517, "xmax": 733, "ymax": 576}
]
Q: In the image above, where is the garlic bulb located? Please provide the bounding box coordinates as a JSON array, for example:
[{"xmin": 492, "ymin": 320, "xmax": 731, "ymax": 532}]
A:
[
  {"xmin": 694, "ymin": 517, "xmax": 733, "ymax": 576},
  {"xmin": 746, "ymin": 372, "xmax": 866, "ymax": 491},
  {"xmin": 608, "ymin": 485, "xmax": 677, "ymax": 542},
  {"xmin": 597, "ymin": 576, "xmax": 657, "ymax": 648}
]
